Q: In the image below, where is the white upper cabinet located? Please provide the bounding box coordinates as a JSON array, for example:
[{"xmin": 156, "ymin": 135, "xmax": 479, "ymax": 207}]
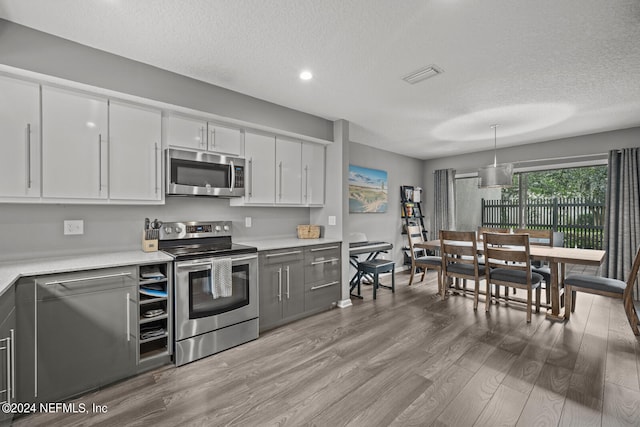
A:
[
  {"xmin": 165, "ymin": 115, "xmax": 207, "ymax": 151},
  {"xmin": 166, "ymin": 115, "xmax": 241, "ymax": 156},
  {"xmin": 275, "ymin": 137, "xmax": 302, "ymax": 205},
  {"xmin": 109, "ymin": 102, "xmax": 162, "ymax": 201},
  {"xmin": 302, "ymin": 142, "xmax": 325, "ymax": 205},
  {"xmin": 0, "ymin": 76, "xmax": 41, "ymax": 198},
  {"xmin": 243, "ymin": 132, "xmax": 276, "ymax": 204},
  {"xmin": 208, "ymin": 124, "xmax": 241, "ymax": 156},
  {"xmin": 41, "ymin": 87, "xmax": 108, "ymax": 200}
]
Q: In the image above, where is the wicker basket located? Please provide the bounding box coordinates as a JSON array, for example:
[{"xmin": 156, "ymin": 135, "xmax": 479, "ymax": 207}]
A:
[{"xmin": 297, "ymin": 225, "xmax": 320, "ymax": 239}]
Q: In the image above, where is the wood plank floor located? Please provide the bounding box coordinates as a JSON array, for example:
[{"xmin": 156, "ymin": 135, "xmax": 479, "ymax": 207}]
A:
[{"xmin": 15, "ymin": 267, "xmax": 640, "ymax": 427}]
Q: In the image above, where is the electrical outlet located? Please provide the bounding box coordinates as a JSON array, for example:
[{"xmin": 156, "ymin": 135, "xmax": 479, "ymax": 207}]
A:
[
  {"xmin": 245, "ymin": 217, "xmax": 252, "ymax": 228},
  {"xmin": 64, "ymin": 220, "xmax": 84, "ymax": 235}
]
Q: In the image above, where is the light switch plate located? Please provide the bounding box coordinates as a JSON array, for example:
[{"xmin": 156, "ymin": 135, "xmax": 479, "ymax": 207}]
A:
[
  {"xmin": 328, "ymin": 216, "xmax": 336, "ymax": 226},
  {"xmin": 245, "ymin": 217, "xmax": 252, "ymax": 228},
  {"xmin": 64, "ymin": 220, "xmax": 84, "ymax": 235}
]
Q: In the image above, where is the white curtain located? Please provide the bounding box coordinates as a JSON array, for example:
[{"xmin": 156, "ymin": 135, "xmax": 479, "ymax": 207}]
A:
[
  {"xmin": 433, "ymin": 169, "xmax": 456, "ymax": 236},
  {"xmin": 604, "ymin": 148, "xmax": 640, "ymax": 298}
]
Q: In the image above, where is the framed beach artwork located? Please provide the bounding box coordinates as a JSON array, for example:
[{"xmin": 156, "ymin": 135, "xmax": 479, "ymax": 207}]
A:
[{"xmin": 348, "ymin": 164, "xmax": 388, "ymax": 213}]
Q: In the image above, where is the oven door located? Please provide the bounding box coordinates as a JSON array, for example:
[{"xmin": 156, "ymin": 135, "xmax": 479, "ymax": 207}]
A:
[{"xmin": 175, "ymin": 254, "xmax": 257, "ymax": 341}]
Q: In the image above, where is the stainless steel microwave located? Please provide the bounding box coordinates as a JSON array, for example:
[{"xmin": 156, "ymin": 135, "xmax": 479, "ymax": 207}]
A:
[{"xmin": 166, "ymin": 148, "xmax": 245, "ymax": 197}]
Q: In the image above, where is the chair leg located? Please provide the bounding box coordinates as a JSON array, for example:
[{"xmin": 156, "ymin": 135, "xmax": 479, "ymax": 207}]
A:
[
  {"xmin": 373, "ymin": 273, "xmax": 378, "ymax": 300},
  {"xmin": 571, "ymin": 291, "xmax": 576, "ymax": 312},
  {"xmin": 391, "ymin": 266, "xmax": 395, "ymax": 293},
  {"xmin": 545, "ymin": 283, "xmax": 550, "ymax": 305},
  {"xmin": 408, "ymin": 263, "xmax": 416, "ymax": 286},
  {"xmin": 485, "ymin": 281, "xmax": 491, "ymax": 312},
  {"xmin": 420, "ymin": 268, "xmax": 426, "ymax": 282},
  {"xmin": 526, "ymin": 288, "xmax": 532, "ymax": 323},
  {"xmin": 535, "ymin": 287, "xmax": 541, "ymax": 313},
  {"xmin": 473, "ymin": 279, "xmax": 479, "ymax": 311},
  {"xmin": 565, "ymin": 284, "xmax": 572, "ymax": 320}
]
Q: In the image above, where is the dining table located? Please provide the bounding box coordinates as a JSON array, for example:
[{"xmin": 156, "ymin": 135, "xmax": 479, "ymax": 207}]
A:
[{"xmin": 415, "ymin": 239, "xmax": 606, "ymax": 321}]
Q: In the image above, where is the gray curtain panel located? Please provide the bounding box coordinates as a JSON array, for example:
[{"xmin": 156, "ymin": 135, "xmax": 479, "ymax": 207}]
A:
[
  {"xmin": 433, "ymin": 169, "xmax": 456, "ymax": 235},
  {"xmin": 604, "ymin": 147, "xmax": 640, "ymax": 298}
]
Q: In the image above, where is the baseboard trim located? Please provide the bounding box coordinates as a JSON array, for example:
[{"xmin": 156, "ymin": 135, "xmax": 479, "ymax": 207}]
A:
[{"xmin": 337, "ymin": 299, "xmax": 353, "ymax": 308}]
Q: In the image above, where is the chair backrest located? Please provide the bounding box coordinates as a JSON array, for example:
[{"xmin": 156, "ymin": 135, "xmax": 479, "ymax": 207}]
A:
[
  {"xmin": 623, "ymin": 245, "xmax": 640, "ymax": 309},
  {"xmin": 483, "ymin": 232, "xmax": 532, "ymax": 276},
  {"xmin": 406, "ymin": 225, "xmax": 424, "ymax": 255},
  {"xmin": 478, "ymin": 226, "xmax": 510, "ymax": 235},
  {"xmin": 514, "ymin": 228, "xmax": 553, "ymax": 247},
  {"xmin": 440, "ymin": 230, "xmax": 479, "ymax": 278}
]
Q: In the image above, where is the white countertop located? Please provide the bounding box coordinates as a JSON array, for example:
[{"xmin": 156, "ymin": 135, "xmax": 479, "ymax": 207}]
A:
[
  {"xmin": 237, "ymin": 236, "xmax": 343, "ymax": 252},
  {"xmin": 0, "ymin": 250, "xmax": 174, "ymax": 297}
]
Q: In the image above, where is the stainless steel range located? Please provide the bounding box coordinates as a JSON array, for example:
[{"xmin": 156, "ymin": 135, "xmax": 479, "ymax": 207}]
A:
[{"xmin": 159, "ymin": 220, "xmax": 258, "ymax": 366}]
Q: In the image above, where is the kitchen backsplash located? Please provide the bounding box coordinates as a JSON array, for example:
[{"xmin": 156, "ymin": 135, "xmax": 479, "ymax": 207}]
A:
[{"xmin": 0, "ymin": 197, "xmax": 311, "ymax": 261}]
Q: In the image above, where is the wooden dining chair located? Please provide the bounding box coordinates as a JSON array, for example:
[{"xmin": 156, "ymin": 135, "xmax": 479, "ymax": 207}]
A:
[
  {"xmin": 406, "ymin": 225, "xmax": 442, "ymax": 292},
  {"xmin": 440, "ymin": 230, "xmax": 485, "ymax": 308},
  {"xmin": 515, "ymin": 228, "xmax": 554, "ymax": 304},
  {"xmin": 564, "ymin": 246, "xmax": 640, "ymax": 335},
  {"xmin": 483, "ymin": 232, "xmax": 543, "ymax": 322}
]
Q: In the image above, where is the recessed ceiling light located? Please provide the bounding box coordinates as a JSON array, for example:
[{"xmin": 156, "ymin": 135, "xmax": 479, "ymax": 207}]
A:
[{"xmin": 299, "ymin": 70, "xmax": 313, "ymax": 81}]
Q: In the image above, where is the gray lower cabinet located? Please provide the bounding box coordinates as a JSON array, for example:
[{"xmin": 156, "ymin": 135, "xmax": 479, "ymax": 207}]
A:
[
  {"xmin": 259, "ymin": 249, "xmax": 305, "ymax": 332},
  {"xmin": 0, "ymin": 287, "xmax": 16, "ymax": 427},
  {"xmin": 259, "ymin": 243, "xmax": 341, "ymax": 332},
  {"xmin": 304, "ymin": 244, "xmax": 341, "ymax": 312},
  {"xmin": 16, "ymin": 266, "xmax": 137, "ymax": 404}
]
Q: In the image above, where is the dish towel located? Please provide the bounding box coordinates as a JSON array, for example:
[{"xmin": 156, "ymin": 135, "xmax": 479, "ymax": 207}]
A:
[{"xmin": 211, "ymin": 258, "xmax": 232, "ymax": 299}]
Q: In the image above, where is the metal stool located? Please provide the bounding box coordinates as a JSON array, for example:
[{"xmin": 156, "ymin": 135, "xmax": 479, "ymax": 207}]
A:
[{"xmin": 355, "ymin": 259, "xmax": 395, "ymax": 299}]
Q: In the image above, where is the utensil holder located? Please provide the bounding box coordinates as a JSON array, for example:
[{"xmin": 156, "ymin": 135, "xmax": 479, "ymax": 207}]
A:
[{"xmin": 142, "ymin": 230, "xmax": 158, "ymax": 252}]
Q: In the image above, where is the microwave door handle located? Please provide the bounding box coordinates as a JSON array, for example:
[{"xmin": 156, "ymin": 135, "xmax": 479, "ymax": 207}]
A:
[{"xmin": 229, "ymin": 160, "xmax": 235, "ymax": 193}]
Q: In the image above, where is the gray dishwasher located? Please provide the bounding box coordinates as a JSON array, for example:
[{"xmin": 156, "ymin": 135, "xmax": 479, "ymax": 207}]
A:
[{"xmin": 16, "ymin": 266, "xmax": 137, "ymax": 404}]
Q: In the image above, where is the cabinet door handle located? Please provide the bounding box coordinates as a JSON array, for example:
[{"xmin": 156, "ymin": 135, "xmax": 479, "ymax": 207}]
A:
[
  {"xmin": 304, "ymin": 165, "xmax": 309, "ymax": 202},
  {"xmin": 98, "ymin": 134, "xmax": 102, "ymax": 192},
  {"xmin": 229, "ymin": 160, "xmax": 235, "ymax": 193},
  {"xmin": 310, "ymin": 246, "xmax": 340, "ymax": 252},
  {"xmin": 278, "ymin": 161, "xmax": 283, "ymax": 200},
  {"xmin": 311, "ymin": 281, "xmax": 340, "ymax": 290},
  {"xmin": 0, "ymin": 336, "xmax": 9, "ymax": 404},
  {"xmin": 25, "ymin": 123, "xmax": 32, "ymax": 190},
  {"xmin": 286, "ymin": 265, "xmax": 290, "ymax": 299},
  {"xmin": 154, "ymin": 142, "xmax": 159, "ymax": 194},
  {"xmin": 248, "ymin": 158, "xmax": 253, "ymax": 198},
  {"xmin": 10, "ymin": 329, "xmax": 14, "ymax": 400},
  {"xmin": 199, "ymin": 127, "xmax": 206, "ymax": 149},
  {"xmin": 311, "ymin": 258, "xmax": 340, "ymax": 265},
  {"xmin": 34, "ymin": 282, "xmax": 37, "ymax": 398},
  {"xmin": 210, "ymin": 129, "xmax": 215, "ymax": 150},
  {"xmin": 126, "ymin": 292, "xmax": 130, "ymax": 342},
  {"xmin": 277, "ymin": 268, "xmax": 282, "ymax": 302},
  {"xmin": 266, "ymin": 250, "xmax": 302, "ymax": 258},
  {"xmin": 44, "ymin": 271, "xmax": 133, "ymax": 286}
]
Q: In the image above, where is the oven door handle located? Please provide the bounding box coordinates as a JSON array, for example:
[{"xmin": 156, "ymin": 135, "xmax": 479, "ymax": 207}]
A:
[
  {"xmin": 231, "ymin": 255, "xmax": 258, "ymax": 262},
  {"xmin": 177, "ymin": 261, "xmax": 213, "ymax": 270}
]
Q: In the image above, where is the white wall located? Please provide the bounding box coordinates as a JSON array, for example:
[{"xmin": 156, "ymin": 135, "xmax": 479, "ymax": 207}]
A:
[{"xmin": 348, "ymin": 141, "xmax": 424, "ymax": 270}]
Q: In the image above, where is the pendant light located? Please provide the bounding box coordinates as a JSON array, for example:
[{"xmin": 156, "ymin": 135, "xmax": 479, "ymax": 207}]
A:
[{"xmin": 478, "ymin": 124, "xmax": 513, "ymax": 188}]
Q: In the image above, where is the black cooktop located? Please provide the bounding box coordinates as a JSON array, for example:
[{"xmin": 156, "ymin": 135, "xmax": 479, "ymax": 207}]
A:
[{"xmin": 159, "ymin": 238, "xmax": 257, "ymax": 260}]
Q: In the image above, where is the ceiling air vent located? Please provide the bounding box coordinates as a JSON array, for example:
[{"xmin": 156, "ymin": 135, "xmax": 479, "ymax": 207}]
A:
[{"xmin": 402, "ymin": 64, "xmax": 443, "ymax": 84}]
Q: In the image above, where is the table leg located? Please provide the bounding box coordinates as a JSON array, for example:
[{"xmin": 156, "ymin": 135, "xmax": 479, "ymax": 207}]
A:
[{"xmin": 545, "ymin": 261, "xmax": 566, "ymax": 321}]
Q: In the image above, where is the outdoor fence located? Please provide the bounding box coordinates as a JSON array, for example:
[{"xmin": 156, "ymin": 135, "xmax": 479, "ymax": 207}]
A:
[{"xmin": 481, "ymin": 197, "xmax": 605, "ymax": 249}]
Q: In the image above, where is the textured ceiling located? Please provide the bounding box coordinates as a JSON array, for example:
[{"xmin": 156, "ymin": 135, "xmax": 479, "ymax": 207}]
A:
[{"xmin": 1, "ymin": 0, "xmax": 640, "ymax": 159}]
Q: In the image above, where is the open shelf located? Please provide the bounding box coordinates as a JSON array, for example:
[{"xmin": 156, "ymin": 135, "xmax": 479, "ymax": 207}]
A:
[{"xmin": 137, "ymin": 262, "xmax": 172, "ymax": 368}]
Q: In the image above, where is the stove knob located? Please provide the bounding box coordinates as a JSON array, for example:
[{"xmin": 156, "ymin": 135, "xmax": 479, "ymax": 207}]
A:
[
  {"xmin": 164, "ymin": 227, "xmax": 173, "ymax": 234},
  {"xmin": 215, "ymin": 226, "xmax": 222, "ymax": 232},
  {"xmin": 223, "ymin": 225, "xmax": 230, "ymax": 231}
]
